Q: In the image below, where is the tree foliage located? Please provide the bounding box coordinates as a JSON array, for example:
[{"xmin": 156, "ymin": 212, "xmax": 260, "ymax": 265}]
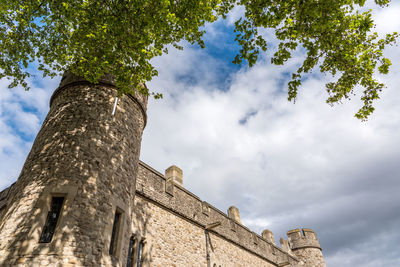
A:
[{"xmin": 0, "ymin": 0, "xmax": 398, "ymax": 119}]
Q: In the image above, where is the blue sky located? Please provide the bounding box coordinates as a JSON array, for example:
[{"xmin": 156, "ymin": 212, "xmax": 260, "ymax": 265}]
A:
[{"xmin": 1, "ymin": 2, "xmax": 400, "ymax": 266}]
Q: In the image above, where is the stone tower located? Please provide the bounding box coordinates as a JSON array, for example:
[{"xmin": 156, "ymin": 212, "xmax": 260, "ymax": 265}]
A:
[
  {"xmin": 0, "ymin": 72, "xmax": 147, "ymax": 266},
  {"xmin": 287, "ymin": 228, "xmax": 326, "ymax": 266}
]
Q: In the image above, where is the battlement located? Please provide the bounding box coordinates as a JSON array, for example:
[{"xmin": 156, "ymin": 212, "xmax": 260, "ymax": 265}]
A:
[
  {"xmin": 227, "ymin": 206, "xmax": 242, "ymax": 224},
  {"xmin": 165, "ymin": 165, "xmax": 183, "ymax": 186},
  {"xmin": 287, "ymin": 228, "xmax": 321, "ymax": 251},
  {"xmin": 136, "ymin": 161, "xmax": 300, "ymax": 265},
  {"xmin": 0, "ymin": 157, "xmax": 325, "ymax": 266},
  {"xmin": 262, "ymin": 229, "xmax": 276, "ymax": 245}
]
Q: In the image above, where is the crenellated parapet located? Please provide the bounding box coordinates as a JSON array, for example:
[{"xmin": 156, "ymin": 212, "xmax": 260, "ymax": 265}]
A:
[
  {"xmin": 287, "ymin": 228, "xmax": 326, "ymax": 267},
  {"xmin": 136, "ymin": 162, "xmax": 300, "ymax": 266},
  {"xmin": 287, "ymin": 228, "xmax": 321, "ymax": 251}
]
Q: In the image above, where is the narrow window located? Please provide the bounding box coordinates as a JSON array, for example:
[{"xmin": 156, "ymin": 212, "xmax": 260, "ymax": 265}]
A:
[
  {"xmin": 137, "ymin": 240, "xmax": 144, "ymax": 267},
  {"xmin": 39, "ymin": 196, "xmax": 64, "ymax": 243},
  {"xmin": 126, "ymin": 236, "xmax": 135, "ymax": 267},
  {"xmin": 109, "ymin": 210, "xmax": 122, "ymax": 256}
]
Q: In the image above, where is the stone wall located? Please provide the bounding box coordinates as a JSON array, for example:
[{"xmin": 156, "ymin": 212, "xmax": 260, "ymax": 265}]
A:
[
  {"xmin": 291, "ymin": 248, "xmax": 325, "ymax": 267},
  {"xmin": 133, "ymin": 161, "xmax": 299, "ymax": 267},
  {"xmin": 0, "ymin": 185, "xmax": 13, "ymax": 223},
  {"xmin": 131, "ymin": 195, "xmax": 275, "ymax": 267}
]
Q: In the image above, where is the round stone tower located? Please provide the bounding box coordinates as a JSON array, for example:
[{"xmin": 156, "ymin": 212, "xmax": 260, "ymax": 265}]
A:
[
  {"xmin": 287, "ymin": 228, "xmax": 326, "ymax": 267},
  {"xmin": 0, "ymin": 72, "xmax": 147, "ymax": 266}
]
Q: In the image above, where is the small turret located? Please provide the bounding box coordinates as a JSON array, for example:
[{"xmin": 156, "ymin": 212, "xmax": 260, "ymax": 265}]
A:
[{"xmin": 287, "ymin": 228, "xmax": 326, "ymax": 267}]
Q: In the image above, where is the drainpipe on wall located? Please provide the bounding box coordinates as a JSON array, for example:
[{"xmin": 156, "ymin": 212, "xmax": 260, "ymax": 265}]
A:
[{"xmin": 205, "ymin": 222, "xmax": 221, "ymax": 267}]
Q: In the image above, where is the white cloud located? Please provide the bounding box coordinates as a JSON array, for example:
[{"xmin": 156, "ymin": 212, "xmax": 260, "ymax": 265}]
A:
[
  {"xmin": 0, "ymin": 77, "xmax": 57, "ymax": 189},
  {"xmin": 370, "ymin": 1, "xmax": 400, "ymax": 35}
]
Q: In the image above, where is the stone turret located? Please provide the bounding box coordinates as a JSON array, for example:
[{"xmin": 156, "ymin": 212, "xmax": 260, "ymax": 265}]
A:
[
  {"xmin": 287, "ymin": 228, "xmax": 326, "ymax": 267},
  {"xmin": 0, "ymin": 72, "xmax": 147, "ymax": 266}
]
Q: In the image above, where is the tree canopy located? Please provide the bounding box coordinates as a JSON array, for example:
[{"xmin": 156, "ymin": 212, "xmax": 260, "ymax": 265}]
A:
[{"xmin": 0, "ymin": 0, "xmax": 398, "ymax": 119}]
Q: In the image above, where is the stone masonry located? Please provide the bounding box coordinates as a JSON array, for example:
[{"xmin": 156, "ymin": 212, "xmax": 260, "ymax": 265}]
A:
[
  {"xmin": 0, "ymin": 74, "xmax": 326, "ymax": 266},
  {"xmin": 0, "ymin": 72, "xmax": 147, "ymax": 266}
]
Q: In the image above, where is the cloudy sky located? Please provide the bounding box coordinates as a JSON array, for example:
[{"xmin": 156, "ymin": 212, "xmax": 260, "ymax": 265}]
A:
[{"xmin": 1, "ymin": 2, "xmax": 400, "ymax": 266}]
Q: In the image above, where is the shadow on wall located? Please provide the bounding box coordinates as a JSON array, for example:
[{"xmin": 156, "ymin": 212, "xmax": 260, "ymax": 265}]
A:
[
  {"xmin": 0, "ymin": 78, "xmax": 147, "ymax": 266},
  {"xmin": 131, "ymin": 199, "xmax": 153, "ymax": 267},
  {"xmin": 0, "ymin": 158, "xmax": 148, "ymax": 266}
]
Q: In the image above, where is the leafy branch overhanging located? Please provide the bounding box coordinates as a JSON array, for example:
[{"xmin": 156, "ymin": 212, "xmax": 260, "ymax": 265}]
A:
[{"xmin": 0, "ymin": 0, "xmax": 398, "ymax": 119}]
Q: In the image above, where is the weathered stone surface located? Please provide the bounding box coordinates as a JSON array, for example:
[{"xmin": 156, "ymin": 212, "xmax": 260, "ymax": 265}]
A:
[
  {"xmin": 165, "ymin": 165, "xmax": 183, "ymax": 186},
  {"xmin": 135, "ymin": 162, "xmax": 300, "ymax": 266},
  {"xmin": 0, "ymin": 72, "xmax": 146, "ymax": 266},
  {"xmin": 132, "ymin": 195, "xmax": 277, "ymax": 267},
  {"xmin": 227, "ymin": 206, "xmax": 242, "ymax": 224},
  {"xmin": 262, "ymin": 229, "xmax": 276, "ymax": 245}
]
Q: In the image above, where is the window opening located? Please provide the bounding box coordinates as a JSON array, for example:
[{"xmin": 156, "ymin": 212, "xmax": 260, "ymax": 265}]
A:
[
  {"xmin": 137, "ymin": 240, "xmax": 144, "ymax": 267},
  {"xmin": 39, "ymin": 196, "xmax": 64, "ymax": 243},
  {"xmin": 126, "ymin": 236, "xmax": 135, "ymax": 267},
  {"xmin": 109, "ymin": 210, "xmax": 122, "ymax": 255}
]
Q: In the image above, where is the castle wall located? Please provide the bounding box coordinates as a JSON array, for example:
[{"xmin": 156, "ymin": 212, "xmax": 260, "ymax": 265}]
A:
[
  {"xmin": 131, "ymin": 195, "xmax": 276, "ymax": 267},
  {"xmin": 0, "ymin": 160, "xmax": 328, "ymax": 267},
  {"xmin": 132, "ymin": 162, "xmax": 299, "ymax": 267}
]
